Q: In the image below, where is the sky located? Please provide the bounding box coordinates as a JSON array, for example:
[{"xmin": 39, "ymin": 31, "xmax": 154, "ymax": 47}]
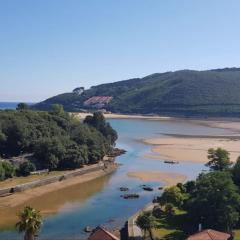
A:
[{"xmin": 0, "ymin": 0, "xmax": 240, "ymax": 102}]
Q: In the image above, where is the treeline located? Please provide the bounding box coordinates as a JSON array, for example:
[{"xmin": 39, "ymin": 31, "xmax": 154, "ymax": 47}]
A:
[
  {"xmin": 156, "ymin": 148, "xmax": 240, "ymax": 234},
  {"xmin": 0, "ymin": 104, "xmax": 117, "ymax": 181}
]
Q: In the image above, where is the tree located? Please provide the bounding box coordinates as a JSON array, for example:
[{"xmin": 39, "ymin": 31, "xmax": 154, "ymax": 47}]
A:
[
  {"xmin": 158, "ymin": 186, "xmax": 185, "ymax": 208},
  {"xmin": 136, "ymin": 211, "xmax": 157, "ymax": 240},
  {"xmin": 232, "ymin": 156, "xmax": 240, "ymax": 187},
  {"xmin": 185, "ymin": 171, "xmax": 240, "ymax": 232},
  {"xmin": 16, "ymin": 206, "xmax": 42, "ymax": 240},
  {"xmin": 84, "ymin": 112, "xmax": 118, "ymax": 146},
  {"xmin": 34, "ymin": 138, "xmax": 65, "ymax": 170},
  {"xmin": 2, "ymin": 161, "xmax": 15, "ymax": 178},
  {"xmin": 51, "ymin": 104, "xmax": 65, "ymax": 116},
  {"xmin": 206, "ymin": 148, "xmax": 232, "ymax": 171},
  {"xmin": 165, "ymin": 203, "xmax": 175, "ymax": 218},
  {"xmin": 16, "ymin": 103, "xmax": 29, "ymax": 111},
  {"xmin": 17, "ymin": 162, "xmax": 36, "ymax": 177},
  {"xmin": 0, "ymin": 162, "xmax": 5, "ymax": 181}
]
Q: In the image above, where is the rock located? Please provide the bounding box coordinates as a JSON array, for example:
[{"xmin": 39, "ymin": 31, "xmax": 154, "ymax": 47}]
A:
[
  {"xmin": 84, "ymin": 226, "xmax": 93, "ymax": 233},
  {"xmin": 121, "ymin": 193, "xmax": 139, "ymax": 199}
]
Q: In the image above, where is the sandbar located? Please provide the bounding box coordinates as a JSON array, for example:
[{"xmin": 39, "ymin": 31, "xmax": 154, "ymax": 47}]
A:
[
  {"xmin": 127, "ymin": 171, "xmax": 187, "ymax": 187},
  {"xmin": 143, "ymin": 135, "xmax": 240, "ymax": 163}
]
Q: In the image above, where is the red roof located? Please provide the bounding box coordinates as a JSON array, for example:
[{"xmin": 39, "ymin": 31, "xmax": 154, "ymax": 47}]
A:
[
  {"xmin": 88, "ymin": 227, "xmax": 119, "ymax": 240},
  {"xmin": 187, "ymin": 229, "xmax": 231, "ymax": 240},
  {"xmin": 84, "ymin": 96, "xmax": 113, "ymax": 106}
]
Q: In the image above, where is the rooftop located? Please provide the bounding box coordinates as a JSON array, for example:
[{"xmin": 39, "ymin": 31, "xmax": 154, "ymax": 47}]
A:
[
  {"xmin": 187, "ymin": 229, "xmax": 231, "ymax": 240},
  {"xmin": 88, "ymin": 227, "xmax": 120, "ymax": 240}
]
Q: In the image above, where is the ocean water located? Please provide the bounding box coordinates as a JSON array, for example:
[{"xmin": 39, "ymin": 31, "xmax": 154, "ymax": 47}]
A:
[
  {"xmin": 0, "ymin": 102, "xmax": 35, "ymax": 110},
  {"xmin": 0, "ymin": 102, "xmax": 19, "ymax": 110},
  {"xmin": 0, "ymin": 118, "xmax": 231, "ymax": 240}
]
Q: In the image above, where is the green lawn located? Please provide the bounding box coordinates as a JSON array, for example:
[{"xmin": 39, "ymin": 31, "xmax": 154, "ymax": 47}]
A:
[
  {"xmin": 151, "ymin": 209, "xmax": 188, "ymax": 240},
  {"xmin": 152, "ymin": 208, "xmax": 240, "ymax": 240}
]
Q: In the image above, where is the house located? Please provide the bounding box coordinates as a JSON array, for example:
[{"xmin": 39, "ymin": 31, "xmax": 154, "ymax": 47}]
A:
[
  {"xmin": 187, "ymin": 229, "xmax": 232, "ymax": 240},
  {"xmin": 83, "ymin": 96, "xmax": 113, "ymax": 109},
  {"xmin": 88, "ymin": 226, "xmax": 120, "ymax": 240}
]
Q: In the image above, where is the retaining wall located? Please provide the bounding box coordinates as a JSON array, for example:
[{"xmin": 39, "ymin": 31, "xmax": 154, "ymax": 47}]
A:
[
  {"xmin": 127, "ymin": 203, "xmax": 155, "ymax": 240},
  {"xmin": 0, "ymin": 163, "xmax": 112, "ymax": 197}
]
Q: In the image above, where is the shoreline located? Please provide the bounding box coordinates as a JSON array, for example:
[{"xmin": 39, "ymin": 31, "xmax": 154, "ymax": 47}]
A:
[
  {"xmin": 127, "ymin": 171, "xmax": 187, "ymax": 187},
  {"xmin": 73, "ymin": 112, "xmax": 240, "ymax": 133},
  {"xmin": 0, "ymin": 164, "xmax": 117, "ymax": 229},
  {"xmin": 142, "ymin": 134, "xmax": 240, "ymax": 164}
]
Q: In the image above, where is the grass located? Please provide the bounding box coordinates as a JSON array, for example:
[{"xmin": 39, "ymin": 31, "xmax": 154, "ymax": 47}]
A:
[
  {"xmin": 151, "ymin": 208, "xmax": 188, "ymax": 240},
  {"xmin": 151, "ymin": 208, "xmax": 240, "ymax": 240},
  {"xmin": 0, "ymin": 171, "xmax": 69, "ymax": 188},
  {"xmin": 233, "ymin": 230, "xmax": 240, "ymax": 240}
]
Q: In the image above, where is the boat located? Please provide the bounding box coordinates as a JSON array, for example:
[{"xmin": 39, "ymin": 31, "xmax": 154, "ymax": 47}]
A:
[
  {"xmin": 122, "ymin": 193, "xmax": 139, "ymax": 199},
  {"xmin": 164, "ymin": 160, "xmax": 179, "ymax": 164},
  {"xmin": 142, "ymin": 186, "xmax": 154, "ymax": 191},
  {"xmin": 119, "ymin": 187, "xmax": 129, "ymax": 191}
]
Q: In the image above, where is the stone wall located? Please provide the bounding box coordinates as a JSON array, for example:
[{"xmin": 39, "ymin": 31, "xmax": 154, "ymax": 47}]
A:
[{"xmin": 0, "ymin": 163, "xmax": 108, "ymax": 197}]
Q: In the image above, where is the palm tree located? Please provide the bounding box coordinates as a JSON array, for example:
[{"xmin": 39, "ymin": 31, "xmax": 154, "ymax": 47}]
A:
[
  {"xmin": 16, "ymin": 206, "xmax": 42, "ymax": 240},
  {"xmin": 136, "ymin": 211, "xmax": 157, "ymax": 240}
]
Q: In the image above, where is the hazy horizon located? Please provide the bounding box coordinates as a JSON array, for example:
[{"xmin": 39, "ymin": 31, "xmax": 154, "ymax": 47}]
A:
[{"xmin": 1, "ymin": 0, "xmax": 240, "ymax": 102}]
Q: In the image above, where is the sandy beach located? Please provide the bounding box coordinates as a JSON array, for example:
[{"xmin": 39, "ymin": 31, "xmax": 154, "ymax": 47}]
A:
[
  {"xmin": 72, "ymin": 112, "xmax": 171, "ymax": 120},
  {"xmin": 143, "ymin": 135, "xmax": 240, "ymax": 163},
  {"xmin": 127, "ymin": 171, "xmax": 187, "ymax": 187}
]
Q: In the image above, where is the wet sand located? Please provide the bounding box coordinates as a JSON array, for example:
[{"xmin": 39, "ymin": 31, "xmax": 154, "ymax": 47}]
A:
[
  {"xmin": 143, "ymin": 135, "xmax": 240, "ymax": 163},
  {"xmin": 127, "ymin": 171, "xmax": 187, "ymax": 187}
]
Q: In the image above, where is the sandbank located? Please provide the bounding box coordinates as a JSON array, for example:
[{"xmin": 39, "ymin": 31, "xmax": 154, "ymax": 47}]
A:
[
  {"xmin": 127, "ymin": 171, "xmax": 187, "ymax": 187},
  {"xmin": 143, "ymin": 135, "xmax": 240, "ymax": 163}
]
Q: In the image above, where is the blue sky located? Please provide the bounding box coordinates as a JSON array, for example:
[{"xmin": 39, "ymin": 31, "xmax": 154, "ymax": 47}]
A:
[{"xmin": 0, "ymin": 0, "xmax": 240, "ymax": 102}]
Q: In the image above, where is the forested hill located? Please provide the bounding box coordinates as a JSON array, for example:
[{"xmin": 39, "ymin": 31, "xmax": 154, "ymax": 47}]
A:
[
  {"xmin": 34, "ymin": 67, "xmax": 240, "ymax": 117},
  {"xmin": 0, "ymin": 108, "xmax": 117, "ymax": 180}
]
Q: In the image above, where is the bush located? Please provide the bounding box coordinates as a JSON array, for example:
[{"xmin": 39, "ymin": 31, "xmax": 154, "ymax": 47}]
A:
[
  {"xmin": 2, "ymin": 161, "xmax": 15, "ymax": 178},
  {"xmin": 0, "ymin": 162, "xmax": 5, "ymax": 181},
  {"xmin": 17, "ymin": 162, "xmax": 36, "ymax": 177}
]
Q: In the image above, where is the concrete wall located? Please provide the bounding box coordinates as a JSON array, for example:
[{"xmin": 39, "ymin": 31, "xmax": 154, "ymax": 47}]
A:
[
  {"xmin": 0, "ymin": 163, "xmax": 108, "ymax": 197},
  {"xmin": 127, "ymin": 203, "xmax": 155, "ymax": 240}
]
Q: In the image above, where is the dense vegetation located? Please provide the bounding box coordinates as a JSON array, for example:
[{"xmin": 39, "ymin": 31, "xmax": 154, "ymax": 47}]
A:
[
  {"xmin": 142, "ymin": 148, "xmax": 240, "ymax": 239},
  {"xmin": 0, "ymin": 105, "xmax": 117, "ymax": 180},
  {"xmin": 34, "ymin": 67, "xmax": 240, "ymax": 117}
]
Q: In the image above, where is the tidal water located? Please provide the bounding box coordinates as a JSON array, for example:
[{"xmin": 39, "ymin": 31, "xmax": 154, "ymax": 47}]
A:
[{"xmin": 0, "ymin": 118, "xmax": 231, "ymax": 240}]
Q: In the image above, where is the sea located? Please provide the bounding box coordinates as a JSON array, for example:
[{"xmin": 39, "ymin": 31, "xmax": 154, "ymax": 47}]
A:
[{"xmin": 0, "ymin": 102, "xmax": 35, "ymax": 110}]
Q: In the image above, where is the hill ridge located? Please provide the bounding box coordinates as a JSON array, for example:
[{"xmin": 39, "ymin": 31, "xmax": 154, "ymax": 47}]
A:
[{"xmin": 33, "ymin": 67, "xmax": 240, "ymax": 117}]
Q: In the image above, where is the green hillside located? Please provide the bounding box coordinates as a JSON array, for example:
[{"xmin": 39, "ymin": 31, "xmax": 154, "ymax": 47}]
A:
[{"xmin": 33, "ymin": 68, "xmax": 240, "ymax": 117}]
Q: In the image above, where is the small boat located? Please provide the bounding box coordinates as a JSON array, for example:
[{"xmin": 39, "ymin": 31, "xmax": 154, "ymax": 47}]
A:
[
  {"xmin": 164, "ymin": 160, "xmax": 179, "ymax": 164},
  {"xmin": 119, "ymin": 187, "xmax": 129, "ymax": 191},
  {"xmin": 142, "ymin": 186, "xmax": 154, "ymax": 191},
  {"xmin": 158, "ymin": 186, "xmax": 164, "ymax": 190},
  {"xmin": 122, "ymin": 193, "xmax": 139, "ymax": 199}
]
